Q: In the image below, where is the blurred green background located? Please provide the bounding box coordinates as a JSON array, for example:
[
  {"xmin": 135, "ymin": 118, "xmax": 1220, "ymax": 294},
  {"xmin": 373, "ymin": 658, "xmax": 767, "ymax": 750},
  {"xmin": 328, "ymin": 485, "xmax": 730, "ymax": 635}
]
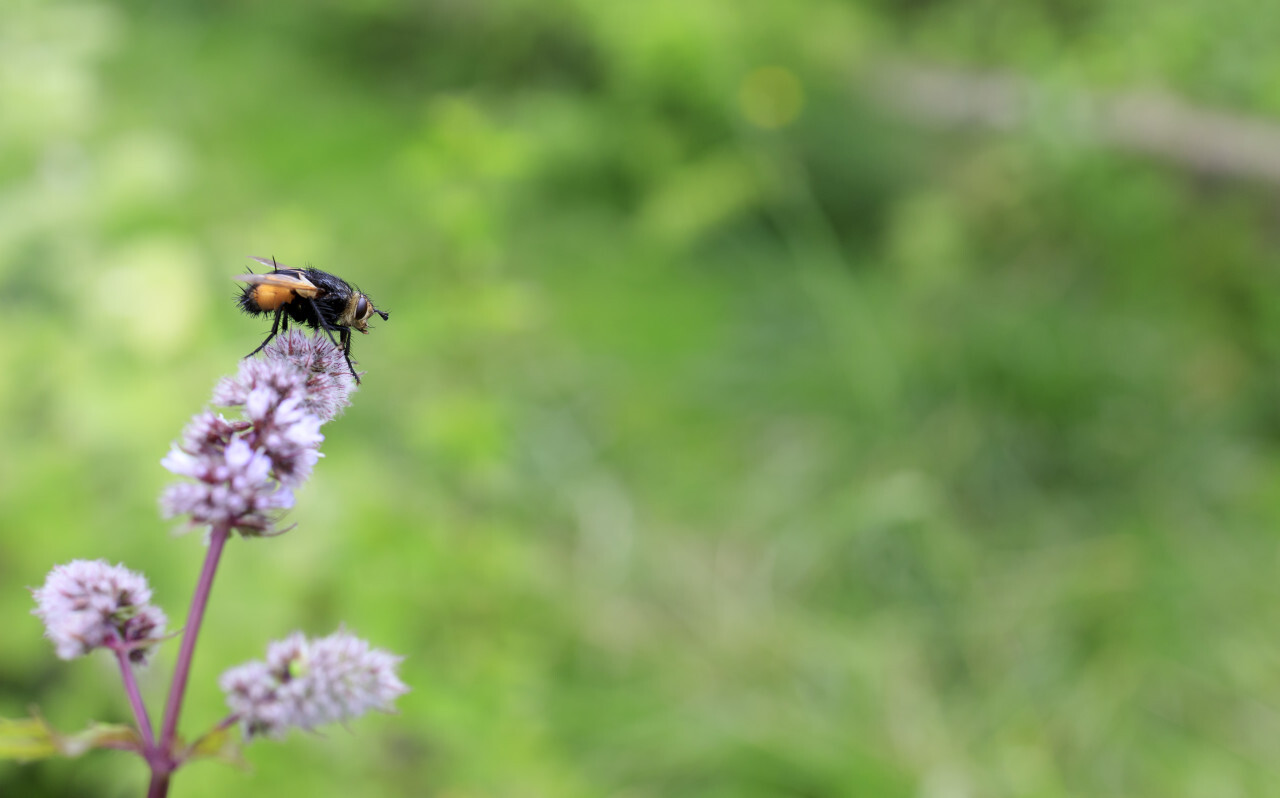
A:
[{"xmin": 6, "ymin": 0, "xmax": 1280, "ymax": 795}]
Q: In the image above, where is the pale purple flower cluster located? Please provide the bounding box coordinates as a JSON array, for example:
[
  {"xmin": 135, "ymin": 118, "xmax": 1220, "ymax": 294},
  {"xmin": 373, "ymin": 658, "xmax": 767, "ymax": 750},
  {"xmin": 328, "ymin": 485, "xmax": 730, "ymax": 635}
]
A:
[
  {"xmin": 219, "ymin": 629, "xmax": 407, "ymax": 740},
  {"xmin": 31, "ymin": 560, "xmax": 167, "ymax": 664},
  {"xmin": 160, "ymin": 333, "xmax": 355, "ymax": 536}
]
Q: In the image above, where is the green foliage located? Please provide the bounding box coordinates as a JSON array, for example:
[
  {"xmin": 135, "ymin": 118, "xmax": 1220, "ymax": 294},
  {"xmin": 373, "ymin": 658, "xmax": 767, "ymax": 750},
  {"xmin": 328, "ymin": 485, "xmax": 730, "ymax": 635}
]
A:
[
  {"xmin": 6, "ymin": 0, "xmax": 1280, "ymax": 796},
  {"xmin": 0, "ymin": 715, "xmax": 139, "ymax": 761}
]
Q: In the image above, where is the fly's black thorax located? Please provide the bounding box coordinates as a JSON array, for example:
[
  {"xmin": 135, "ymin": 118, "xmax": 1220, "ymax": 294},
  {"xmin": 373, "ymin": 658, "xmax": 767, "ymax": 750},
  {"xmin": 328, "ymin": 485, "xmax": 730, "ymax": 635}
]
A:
[{"xmin": 288, "ymin": 268, "xmax": 356, "ymax": 328}]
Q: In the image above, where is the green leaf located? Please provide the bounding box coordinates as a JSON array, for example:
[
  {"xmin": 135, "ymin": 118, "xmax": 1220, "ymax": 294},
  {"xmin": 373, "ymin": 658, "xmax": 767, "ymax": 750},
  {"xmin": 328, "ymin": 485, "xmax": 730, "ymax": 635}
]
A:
[
  {"xmin": 0, "ymin": 714, "xmax": 140, "ymax": 761},
  {"xmin": 184, "ymin": 724, "xmax": 247, "ymax": 770},
  {"xmin": 0, "ymin": 717, "xmax": 58, "ymax": 761},
  {"xmin": 57, "ymin": 722, "xmax": 142, "ymax": 757}
]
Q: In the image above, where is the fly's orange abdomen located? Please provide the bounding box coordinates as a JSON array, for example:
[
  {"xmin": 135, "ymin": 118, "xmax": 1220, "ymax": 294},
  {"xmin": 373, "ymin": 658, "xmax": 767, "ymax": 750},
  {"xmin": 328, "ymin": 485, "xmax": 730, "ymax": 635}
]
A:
[{"xmin": 253, "ymin": 284, "xmax": 296, "ymax": 311}]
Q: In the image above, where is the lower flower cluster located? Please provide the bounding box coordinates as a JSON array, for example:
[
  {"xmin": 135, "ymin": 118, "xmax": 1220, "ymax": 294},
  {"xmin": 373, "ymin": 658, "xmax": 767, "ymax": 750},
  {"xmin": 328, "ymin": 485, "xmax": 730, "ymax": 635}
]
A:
[
  {"xmin": 31, "ymin": 560, "xmax": 167, "ymax": 664},
  {"xmin": 219, "ymin": 630, "xmax": 408, "ymax": 740}
]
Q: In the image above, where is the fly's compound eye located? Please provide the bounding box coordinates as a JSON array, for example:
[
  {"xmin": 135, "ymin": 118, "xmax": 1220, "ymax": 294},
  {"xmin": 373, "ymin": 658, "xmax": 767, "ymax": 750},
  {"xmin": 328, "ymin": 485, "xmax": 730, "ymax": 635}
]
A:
[{"xmin": 356, "ymin": 295, "xmax": 371, "ymax": 321}]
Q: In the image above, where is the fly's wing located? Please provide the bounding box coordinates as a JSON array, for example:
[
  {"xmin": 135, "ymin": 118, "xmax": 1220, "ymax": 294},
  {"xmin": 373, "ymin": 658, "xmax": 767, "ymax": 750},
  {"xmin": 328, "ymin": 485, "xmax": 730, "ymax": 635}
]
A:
[
  {"xmin": 250, "ymin": 256, "xmax": 292, "ymax": 271},
  {"xmin": 235, "ymin": 268, "xmax": 321, "ymax": 299}
]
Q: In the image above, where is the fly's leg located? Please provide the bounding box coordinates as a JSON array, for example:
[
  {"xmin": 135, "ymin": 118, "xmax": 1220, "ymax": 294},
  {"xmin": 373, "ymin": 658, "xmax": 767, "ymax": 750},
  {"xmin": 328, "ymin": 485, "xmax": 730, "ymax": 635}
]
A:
[
  {"xmin": 339, "ymin": 327, "xmax": 360, "ymax": 384},
  {"xmin": 304, "ymin": 297, "xmax": 360, "ymax": 383},
  {"xmin": 246, "ymin": 309, "xmax": 284, "ymax": 357}
]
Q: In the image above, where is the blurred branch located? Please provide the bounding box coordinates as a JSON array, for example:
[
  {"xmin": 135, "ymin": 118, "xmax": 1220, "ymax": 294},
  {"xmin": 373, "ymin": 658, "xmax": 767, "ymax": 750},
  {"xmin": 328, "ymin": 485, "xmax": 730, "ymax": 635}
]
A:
[{"xmin": 870, "ymin": 61, "xmax": 1280, "ymax": 184}]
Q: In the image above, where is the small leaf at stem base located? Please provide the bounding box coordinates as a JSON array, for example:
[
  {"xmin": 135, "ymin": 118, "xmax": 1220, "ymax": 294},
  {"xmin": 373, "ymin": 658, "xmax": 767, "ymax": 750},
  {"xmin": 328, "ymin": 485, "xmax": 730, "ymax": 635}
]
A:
[{"xmin": 185, "ymin": 725, "xmax": 248, "ymax": 770}]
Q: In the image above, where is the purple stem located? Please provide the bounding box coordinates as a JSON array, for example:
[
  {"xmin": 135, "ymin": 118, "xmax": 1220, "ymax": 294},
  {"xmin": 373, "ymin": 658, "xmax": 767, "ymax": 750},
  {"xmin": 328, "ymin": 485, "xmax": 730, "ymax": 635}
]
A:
[
  {"xmin": 111, "ymin": 645, "xmax": 155, "ymax": 751},
  {"xmin": 151, "ymin": 522, "xmax": 231, "ymax": 795},
  {"xmin": 146, "ymin": 772, "xmax": 170, "ymax": 798}
]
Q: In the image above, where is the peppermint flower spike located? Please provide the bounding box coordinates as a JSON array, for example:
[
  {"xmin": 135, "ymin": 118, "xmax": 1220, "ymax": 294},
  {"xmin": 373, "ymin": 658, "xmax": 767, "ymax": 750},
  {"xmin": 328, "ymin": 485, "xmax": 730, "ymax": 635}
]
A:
[
  {"xmin": 219, "ymin": 629, "xmax": 408, "ymax": 741},
  {"xmin": 161, "ymin": 334, "xmax": 354, "ymax": 536},
  {"xmin": 31, "ymin": 560, "xmax": 168, "ymax": 664}
]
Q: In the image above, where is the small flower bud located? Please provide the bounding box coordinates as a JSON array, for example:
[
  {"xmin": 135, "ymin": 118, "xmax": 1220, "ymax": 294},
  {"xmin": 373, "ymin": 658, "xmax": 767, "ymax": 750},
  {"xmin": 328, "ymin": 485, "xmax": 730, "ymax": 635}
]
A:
[
  {"xmin": 178, "ymin": 411, "xmax": 248, "ymax": 456},
  {"xmin": 31, "ymin": 560, "xmax": 168, "ymax": 664}
]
